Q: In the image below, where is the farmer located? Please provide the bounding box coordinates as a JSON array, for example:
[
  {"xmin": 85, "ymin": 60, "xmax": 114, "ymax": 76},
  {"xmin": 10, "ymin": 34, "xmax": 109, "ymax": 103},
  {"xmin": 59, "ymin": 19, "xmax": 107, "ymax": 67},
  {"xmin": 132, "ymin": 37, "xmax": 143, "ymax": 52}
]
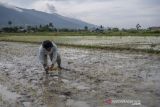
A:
[{"xmin": 38, "ymin": 40, "xmax": 62, "ymax": 74}]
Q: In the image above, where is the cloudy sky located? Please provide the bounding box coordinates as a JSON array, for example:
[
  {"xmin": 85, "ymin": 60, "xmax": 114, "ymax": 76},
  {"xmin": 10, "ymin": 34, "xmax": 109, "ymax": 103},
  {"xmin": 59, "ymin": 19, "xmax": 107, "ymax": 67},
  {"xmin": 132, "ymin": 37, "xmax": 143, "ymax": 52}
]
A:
[{"xmin": 0, "ymin": 0, "xmax": 160, "ymax": 28}]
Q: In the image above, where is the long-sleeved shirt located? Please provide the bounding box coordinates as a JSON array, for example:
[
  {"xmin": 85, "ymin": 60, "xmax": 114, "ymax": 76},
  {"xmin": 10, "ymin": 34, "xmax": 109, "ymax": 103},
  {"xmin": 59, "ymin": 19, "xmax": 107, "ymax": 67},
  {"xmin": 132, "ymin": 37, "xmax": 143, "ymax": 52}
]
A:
[{"xmin": 38, "ymin": 42, "xmax": 58, "ymax": 65}]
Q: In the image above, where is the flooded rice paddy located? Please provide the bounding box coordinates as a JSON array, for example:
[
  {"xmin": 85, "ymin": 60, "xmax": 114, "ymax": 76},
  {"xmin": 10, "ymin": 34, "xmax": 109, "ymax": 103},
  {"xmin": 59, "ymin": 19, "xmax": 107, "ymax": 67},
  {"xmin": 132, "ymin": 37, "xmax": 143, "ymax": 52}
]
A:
[{"xmin": 0, "ymin": 42, "xmax": 160, "ymax": 107}]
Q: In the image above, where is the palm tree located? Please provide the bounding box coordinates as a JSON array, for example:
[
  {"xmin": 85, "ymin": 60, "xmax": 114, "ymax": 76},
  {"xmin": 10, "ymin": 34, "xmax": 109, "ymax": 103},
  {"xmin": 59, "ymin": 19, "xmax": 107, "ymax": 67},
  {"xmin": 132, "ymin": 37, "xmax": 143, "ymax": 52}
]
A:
[{"xmin": 136, "ymin": 24, "xmax": 141, "ymax": 30}]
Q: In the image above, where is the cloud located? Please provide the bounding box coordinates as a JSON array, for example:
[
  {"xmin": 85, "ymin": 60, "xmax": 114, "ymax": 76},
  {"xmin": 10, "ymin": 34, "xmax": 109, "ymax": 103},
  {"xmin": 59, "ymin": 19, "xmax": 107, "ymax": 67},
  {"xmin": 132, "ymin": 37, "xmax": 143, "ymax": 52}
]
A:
[
  {"xmin": 31, "ymin": 1, "xmax": 56, "ymax": 14},
  {"xmin": 0, "ymin": 1, "xmax": 23, "ymax": 12},
  {"xmin": 46, "ymin": 3, "xmax": 56, "ymax": 13}
]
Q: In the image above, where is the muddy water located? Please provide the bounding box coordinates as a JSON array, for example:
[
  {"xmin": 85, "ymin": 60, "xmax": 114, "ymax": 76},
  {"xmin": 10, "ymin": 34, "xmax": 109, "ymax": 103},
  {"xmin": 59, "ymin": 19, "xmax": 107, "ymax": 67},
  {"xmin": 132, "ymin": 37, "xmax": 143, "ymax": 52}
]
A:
[{"xmin": 0, "ymin": 42, "xmax": 160, "ymax": 107}]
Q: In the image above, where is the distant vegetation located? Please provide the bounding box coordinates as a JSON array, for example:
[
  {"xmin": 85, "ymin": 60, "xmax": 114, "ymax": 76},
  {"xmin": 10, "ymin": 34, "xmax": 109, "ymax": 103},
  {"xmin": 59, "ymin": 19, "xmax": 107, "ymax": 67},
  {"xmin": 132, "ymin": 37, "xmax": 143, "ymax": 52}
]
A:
[
  {"xmin": 0, "ymin": 22, "xmax": 160, "ymax": 36},
  {"xmin": 0, "ymin": 22, "xmax": 160, "ymax": 53}
]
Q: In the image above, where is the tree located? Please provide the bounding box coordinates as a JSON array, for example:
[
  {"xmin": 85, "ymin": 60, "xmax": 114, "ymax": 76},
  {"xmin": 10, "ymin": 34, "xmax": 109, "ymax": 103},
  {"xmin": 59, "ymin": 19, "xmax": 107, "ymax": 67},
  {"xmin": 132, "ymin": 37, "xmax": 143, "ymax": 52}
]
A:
[
  {"xmin": 99, "ymin": 25, "xmax": 104, "ymax": 33},
  {"xmin": 136, "ymin": 24, "xmax": 141, "ymax": 30},
  {"xmin": 112, "ymin": 28, "xmax": 119, "ymax": 32},
  {"xmin": 39, "ymin": 25, "xmax": 42, "ymax": 28},
  {"xmin": 84, "ymin": 26, "xmax": 88, "ymax": 31},
  {"xmin": 49, "ymin": 22, "xmax": 54, "ymax": 28},
  {"xmin": 8, "ymin": 21, "xmax": 12, "ymax": 26},
  {"xmin": 48, "ymin": 22, "xmax": 54, "ymax": 31},
  {"xmin": 100, "ymin": 25, "xmax": 103, "ymax": 29},
  {"xmin": 107, "ymin": 27, "xmax": 112, "ymax": 31},
  {"xmin": 122, "ymin": 28, "xmax": 127, "ymax": 32}
]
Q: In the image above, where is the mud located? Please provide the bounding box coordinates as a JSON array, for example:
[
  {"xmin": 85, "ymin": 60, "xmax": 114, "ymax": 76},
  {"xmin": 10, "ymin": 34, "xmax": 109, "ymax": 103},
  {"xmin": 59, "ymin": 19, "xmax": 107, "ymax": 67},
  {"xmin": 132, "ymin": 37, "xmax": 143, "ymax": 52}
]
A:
[{"xmin": 0, "ymin": 42, "xmax": 160, "ymax": 107}]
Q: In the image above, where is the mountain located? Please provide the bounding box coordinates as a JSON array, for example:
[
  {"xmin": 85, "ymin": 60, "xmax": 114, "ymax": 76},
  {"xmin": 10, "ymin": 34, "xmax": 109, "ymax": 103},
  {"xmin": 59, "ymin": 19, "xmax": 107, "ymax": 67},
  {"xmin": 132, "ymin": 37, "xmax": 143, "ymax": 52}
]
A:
[{"xmin": 0, "ymin": 3, "xmax": 96, "ymax": 29}]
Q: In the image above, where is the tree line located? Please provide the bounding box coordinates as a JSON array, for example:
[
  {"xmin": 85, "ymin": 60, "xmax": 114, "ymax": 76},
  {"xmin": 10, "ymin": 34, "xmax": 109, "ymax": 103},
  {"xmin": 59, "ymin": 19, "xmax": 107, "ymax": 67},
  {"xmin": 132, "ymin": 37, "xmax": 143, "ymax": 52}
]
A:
[{"xmin": 0, "ymin": 21, "xmax": 159, "ymax": 33}]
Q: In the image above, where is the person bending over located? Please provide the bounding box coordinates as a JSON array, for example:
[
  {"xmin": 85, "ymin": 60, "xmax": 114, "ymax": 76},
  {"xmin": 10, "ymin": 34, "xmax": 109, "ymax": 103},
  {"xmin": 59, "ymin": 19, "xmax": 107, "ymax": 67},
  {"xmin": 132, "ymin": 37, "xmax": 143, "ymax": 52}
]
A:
[{"xmin": 38, "ymin": 40, "xmax": 62, "ymax": 74}]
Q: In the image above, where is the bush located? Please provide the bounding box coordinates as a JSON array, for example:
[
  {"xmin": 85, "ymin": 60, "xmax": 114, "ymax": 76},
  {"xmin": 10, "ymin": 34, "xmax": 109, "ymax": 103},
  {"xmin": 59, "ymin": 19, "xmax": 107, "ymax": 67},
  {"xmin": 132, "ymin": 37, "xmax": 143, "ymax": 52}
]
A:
[
  {"xmin": 112, "ymin": 28, "xmax": 119, "ymax": 32},
  {"xmin": 127, "ymin": 29, "xmax": 138, "ymax": 33},
  {"xmin": 151, "ymin": 30, "xmax": 160, "ymax": 33},
  {"xmin": 2, "ymin": 27, "xmax": 18, "ymax": 32}
]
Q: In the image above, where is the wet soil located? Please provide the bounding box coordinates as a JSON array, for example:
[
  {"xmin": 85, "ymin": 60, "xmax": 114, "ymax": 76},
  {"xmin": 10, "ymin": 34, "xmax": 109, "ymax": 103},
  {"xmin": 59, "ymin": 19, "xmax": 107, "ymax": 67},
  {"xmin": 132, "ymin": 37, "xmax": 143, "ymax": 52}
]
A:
[{"xmin": 0, "ymin": 42, "xmax": 160, "ymax": 107}]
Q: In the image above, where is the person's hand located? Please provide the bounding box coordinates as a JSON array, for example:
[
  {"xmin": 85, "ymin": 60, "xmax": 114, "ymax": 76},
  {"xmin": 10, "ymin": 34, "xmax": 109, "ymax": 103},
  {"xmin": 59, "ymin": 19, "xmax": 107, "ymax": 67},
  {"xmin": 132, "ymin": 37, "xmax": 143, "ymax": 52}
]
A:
[
  {"xmin": 44, "ymin": 66, "xmax": 49, "ymax": 71},
  {"xmin": 50, "ymin": 64, "xmax": 54, "ymax": 70},
  {"xmin": 58, "ymin": 65, "xmax": 62, "ymax": 70}
]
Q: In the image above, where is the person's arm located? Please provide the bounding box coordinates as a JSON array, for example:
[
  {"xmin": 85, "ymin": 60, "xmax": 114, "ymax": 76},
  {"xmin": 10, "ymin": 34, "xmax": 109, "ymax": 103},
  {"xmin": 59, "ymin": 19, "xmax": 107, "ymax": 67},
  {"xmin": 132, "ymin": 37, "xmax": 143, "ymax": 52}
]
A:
[
  {"xmin": 39, "ymin": 46, "xmax": 49, "ymax": 72},
  {"xmin": 51, "ymin": 47, "xmax": 57, "ymax": 66},
  {"xmin": 51, "ymin": 42, "xmax": 58, "ymax": 65},
  {"xmin": 43, "ymin": 64, "xmax": 49, "ymax": 72}
]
